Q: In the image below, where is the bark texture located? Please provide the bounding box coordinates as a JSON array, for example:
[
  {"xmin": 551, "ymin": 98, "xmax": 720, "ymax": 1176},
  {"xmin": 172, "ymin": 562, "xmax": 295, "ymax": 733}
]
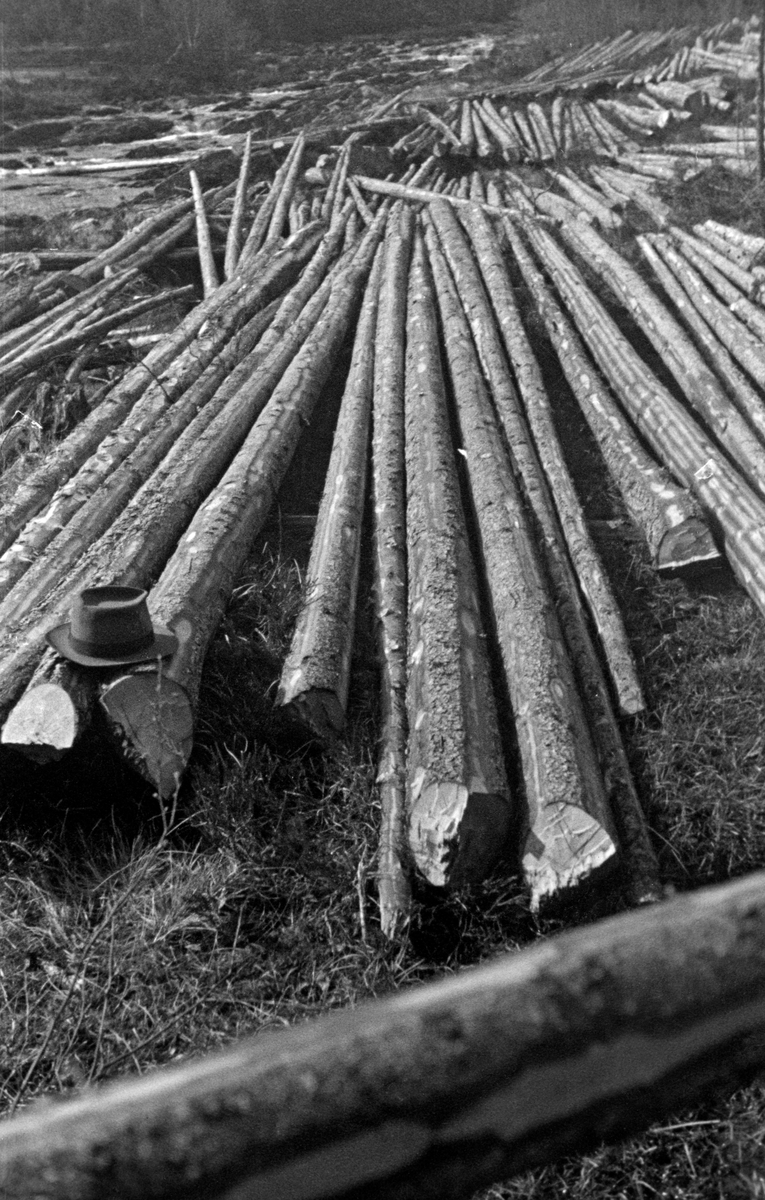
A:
[
  {"xmin": 404, "ymin": 231, "xmax": 513, "ymax": 889},
  {"xmin": 5, "ymin": 871, "xmax": 765, "ymax": 1200}
]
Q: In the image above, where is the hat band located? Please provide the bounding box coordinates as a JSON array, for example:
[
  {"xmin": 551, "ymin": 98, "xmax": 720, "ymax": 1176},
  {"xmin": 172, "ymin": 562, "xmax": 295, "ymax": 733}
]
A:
[{"xmin": 68, "ymin": 631, "xmax": 156, "ymax": 658}]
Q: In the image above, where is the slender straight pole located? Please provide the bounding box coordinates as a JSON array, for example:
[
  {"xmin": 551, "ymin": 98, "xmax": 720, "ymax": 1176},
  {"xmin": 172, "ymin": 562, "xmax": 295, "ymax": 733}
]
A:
[{"xmin": 758, "ymin": 4, "xmax": 765, "ymax": 183}]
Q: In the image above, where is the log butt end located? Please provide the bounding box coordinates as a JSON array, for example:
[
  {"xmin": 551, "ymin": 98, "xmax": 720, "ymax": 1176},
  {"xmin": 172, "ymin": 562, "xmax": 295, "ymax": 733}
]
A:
[
  {"xmin": 100, "ymin": 671, "xmax": 194, "ymax": 798},
  {"xmin": 278, "ymin": 686, "xmax": 345, "ymax": 745},
  {"xmin": 523, "ymin": 806, "xmax": 619, "ymax": 911},
  {"xmin": 1, "ymin": 682, "xmax": 84, "ymax": 764},
  {"xmin": 409, "ymin": 781, "xmax": 512, "ymax": 890},
  {"xmin": 655, "ymin": 521, "xmax": 722, "ymax": 578}
]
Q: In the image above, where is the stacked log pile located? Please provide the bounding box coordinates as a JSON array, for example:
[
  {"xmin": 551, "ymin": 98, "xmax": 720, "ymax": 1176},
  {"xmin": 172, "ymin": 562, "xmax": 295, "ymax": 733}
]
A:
[{"xmin": 6, "ymin": 13, "xmax": 765, "ymax": 936}]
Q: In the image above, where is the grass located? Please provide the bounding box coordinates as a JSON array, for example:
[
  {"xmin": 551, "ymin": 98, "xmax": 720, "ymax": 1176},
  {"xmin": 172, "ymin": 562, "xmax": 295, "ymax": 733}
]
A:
[{"xmin": 5, "ymin": 9, "xmax": 765, "ymax": 1199}]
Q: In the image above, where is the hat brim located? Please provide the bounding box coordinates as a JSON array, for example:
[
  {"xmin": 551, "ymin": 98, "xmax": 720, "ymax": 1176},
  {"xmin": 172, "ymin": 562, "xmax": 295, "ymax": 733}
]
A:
[{"xmin": 45, "ymin": 623, "xmax": 179, "ymax": 669}]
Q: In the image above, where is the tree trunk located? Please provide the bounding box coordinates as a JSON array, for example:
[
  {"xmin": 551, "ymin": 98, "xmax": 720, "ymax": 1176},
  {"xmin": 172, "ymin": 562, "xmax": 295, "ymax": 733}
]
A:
[
  {"xmin": 639, "ymin": 235, "xmax": 765, "ymax": 454},
  {"xmin": 558, "ymin": 218, "xmax": 765, "ymax": 502},
  {"xmin": 189, "ymin": 169, "xmax": 220, "ymax": 297},
  {"xmin": 371, "ymin": 202, "xmax": 415, "ymax": 938},
  {"xmin": 521, "ymin": 219, "xmax": 765, "ymax": 619},
  {"xmin": 0, "ymin": 222, "xmax": 326, "ymax": 558},
  {"xmin": 549, "ymin": 171, "xmax": 623, "ymax": 231},
  {"xmin": 526, "ymin": 103, "xmax": 557, "ymax": 160},
  {"xmin": 423, "ymin": 218, "xmax": 618, "ymax": 910},
  {"xmin": 509, "ymin": 225, "xmax": 719, "ymax": 577},
  {"xmin": 459, "ymin": 203, "xmax": 643, "ymax": 717},
  {"xmin": 238, "ymin": 134, "xmax": 306, "ymax": 266},
  {"xmin": 223, "ymin": 131, "xmax": 252, "ymax": 279},
  {"xmin": 1, "ymin": 653, "xmax": 98, "ymax": 764},
  {"xmin": 668, "ymin": 226, "xmax": 765, "ymax": 343},
  {"xmin": 277, "ymin": 246, "xmax": 383, "ymax": 739},
  {"xmin": 99, "ymin": 215, "xmax": 388, "ymax": 796},
  {"xmin": 404, "ymin": 229, "xmax": 513, "ymax": 889}
]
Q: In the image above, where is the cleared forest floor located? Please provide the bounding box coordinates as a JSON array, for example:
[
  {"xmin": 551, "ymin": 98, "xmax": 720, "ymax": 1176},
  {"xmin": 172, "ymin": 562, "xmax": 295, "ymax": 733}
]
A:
[{"xmin": 4, "ymin": 8, "xmax": 765, "ymax": 1198}]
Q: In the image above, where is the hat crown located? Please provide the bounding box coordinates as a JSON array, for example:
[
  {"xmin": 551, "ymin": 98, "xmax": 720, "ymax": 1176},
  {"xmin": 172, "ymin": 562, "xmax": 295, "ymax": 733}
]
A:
[{"xmin": 70, "ymin": 587, "xmax": 154, "ymax": 657}]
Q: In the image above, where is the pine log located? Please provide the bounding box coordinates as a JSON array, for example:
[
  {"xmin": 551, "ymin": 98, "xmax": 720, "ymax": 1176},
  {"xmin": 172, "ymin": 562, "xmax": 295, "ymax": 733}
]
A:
[
  {"xmin": 0, "ymin": 654, "xmax": 98, "ymax": 763},
  {"xmin": 699, "ymin": 219, "xmax": 765, "ymax": 266},
  {"xmin": 369, "ymin": 203, "xmax": 415, "ymax": 938},
  {"xmin": 422, "ymin": 216, "xmax": 619, "ymax": 909},
  {"xmin": 0, "ymin": 286, "xmax": 194, "ymax": 392},
  {"xmin": 188, "ymin": 169, "xmax": 220, "ymax": 297},
  {"xmin": 510, "ymin": 106, "xmax": 540, "ymax": 159},
  {"xmin": 551, "ymin": 95, "xmax": 566, "ymax": 152},
  {"xmin": 526, "ymin": 103, "xmax": 557, "ymax": 160},
  {"xmin": 429, "ymin": 197, "xmax": 658, "ymax": 903},
  {"xmin": 480, "ymin": 98, "xmax": 522, "ymax": 157},
  {"xmin": 692, "ymin": 222, "xmax": 763, "ymax": 276},
  {"xmin": 521, "ymin": 219, "xmax": 765, "ymax": 618},
  {"xmin": 558, "ymin": 219, "xmax": 765, "ymax": 501},
  {"xmin": 469, "ymin": 102, "xmax": 494, "ymax": 158},
  {"xmin": 0, "ymin": 252, "xmax": 344, "ymax": 727},
  {"xmin": 267, "ymin": 133, "xmax": 307, "ymax": 240},
  {"xmin": 238, "ymin": 135, "xmax": 305, "ymax": 266},
  {"xmin": 457, "ymin": 203, "xmax": 643, "ymax": 717},
  {"xmin": 6, "ymin": 872, "xmax": 765, "ymax": 1200},
  {"xmin": 669, "ymin": 227, "xmax": 765, "ymax": 342},
  {"xmin": 549, "ymin": 171, "xmax": 623, "ymax": 230},
  {"xmin": 0, "ymin": 221, "xmax": 326, "ymax": 557},
  {"xmin": 509, "ymin": 225, "xmax": 719, "ymax": 576},
  {"xmin": 276, "ymin": 247, "xmax": 383, "ymax": 740},
  {"xmin": 404, "ymin": 229, "xmax": 513, "ymax": 889},
  {"xmin": 223, "ymin": 132, "xmax": 253, "ymax": 279},
  {"xmin": 640, "ymin": 235, "xmax": 765, "ymax": 452},
  {"xmin": 458, "ymin": 100, "xmax": 476, "ymax": 155},
  {"xmin": 99, "ymin": 215, "xmax": 388, "ymax": 795}
]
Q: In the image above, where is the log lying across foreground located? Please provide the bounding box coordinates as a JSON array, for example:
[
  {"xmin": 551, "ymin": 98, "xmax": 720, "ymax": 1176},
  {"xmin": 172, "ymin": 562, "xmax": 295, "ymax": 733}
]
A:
[{"xmin": 5, "ymin": 870, "xmax": 765, "ymax": 1200}]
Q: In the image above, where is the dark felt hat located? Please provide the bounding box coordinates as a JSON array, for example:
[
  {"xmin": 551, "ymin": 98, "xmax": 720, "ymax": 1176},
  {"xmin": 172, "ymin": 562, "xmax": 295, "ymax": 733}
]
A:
[{"xmin": 46, "ymin": 586, "xmax": 178, "ymax": 668}]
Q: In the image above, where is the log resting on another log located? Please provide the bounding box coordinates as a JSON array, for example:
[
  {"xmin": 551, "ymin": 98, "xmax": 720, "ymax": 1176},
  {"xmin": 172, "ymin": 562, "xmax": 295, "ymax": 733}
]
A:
[
  {"xmin": 404, "ymin": 229, "xmax": 513, "ymax": 889},
  {"xmin": 5, "ymin": 872, "xmax": 765, "ymax": 1200}
]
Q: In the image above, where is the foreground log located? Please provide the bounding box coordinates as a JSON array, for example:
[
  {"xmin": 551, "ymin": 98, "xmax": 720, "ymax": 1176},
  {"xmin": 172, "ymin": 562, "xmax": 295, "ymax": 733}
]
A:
[
  {"xmin": 99, "ymin": 216, "xmax": 387, "ymax": 796},
  {"xmin": 0, "ymin": 221, "xmax": 326, "ymax": 555},
  {"xmin": 509, "ymin": 226, "xmax": 719, "ymax": 576},
  {"xmin": 276, "ymin": 247, "xmax": 383, "ymax": 740},
  {"xmin": 7, "ymin": 866, "xmax": 765, "ymax": 1200},
  {"xmin": 370, "ymin": 204, "xmax": 415, "ymax": 938},
  {"xmin": 404, "ymin": 231, "xmax": 513, "ymax": 889},
  {"xmin": 424, "ymin": 219, "xmax": 618, "ymax": 908}
]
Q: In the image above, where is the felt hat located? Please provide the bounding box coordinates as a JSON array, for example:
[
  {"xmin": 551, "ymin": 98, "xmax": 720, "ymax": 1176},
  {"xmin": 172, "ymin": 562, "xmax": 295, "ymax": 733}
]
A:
[{"xmin": 46, "ymin": 586, "xmax": 178, "ymax": 668}]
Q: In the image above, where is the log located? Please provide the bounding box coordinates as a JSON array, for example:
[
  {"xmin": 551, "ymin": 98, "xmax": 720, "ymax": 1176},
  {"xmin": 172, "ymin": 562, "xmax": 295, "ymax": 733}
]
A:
[
  {"xmin": 0, "ymin": 221, "xmax": 326, "ymax": 557},
  {"xmin": 640, "ymin": 235, "xmax": 765, "ymax": 453},
  {"xmin": 189, "ymin": 169, "xmax": 220, "ymax": 297},
  {"xmin": 223, "ymin": 131, "xmax": 253, "ymax": 279},
  {"xmin": 459, "ymin": 204, "xmax": 643, "ymax": 717},
  {"xmin": 0, "ymin": 655, "xmax": 98, "ymax": 763},
  {"xmin": 558, "ymin": 219, "xmax": 765, "ymax": 501},
  {"xmin": 469, "ymin": 102, "xmax": 494, "ymax": 159},
  {"xmin": 526, "ymin": 103, "xmax": 557, "ymax": 160},
  {"xmin": 521, "ymin": 219, "xmax": 765, "ymax": 619},
  {"xmin": 238, "ymin": 135, "xmax": 305, "ymax": 266},
  {"xmin": 0, "ymin": 286, "xmax": 194, "ymax": 391},
  {"xmin": 6, "ymin": 872, "xmax": 765, "ymax": 1200},
  {"xmin": 266, "ymin": 132, "xmax": 307, "ymax": 240},
  {"xmin": 370, "ymin": 203, "xmax": 415, "ymax": 938},
  {"xmin": 669, "ymin": 227, "xmax": 765, "ymax": 342},
  {"xmin": 423, "ymin": 215, "xmax": 619, "ymax": 909},
  {"xmin": 0, "ymin": 248, "xmax": 344, "ymax": 726},
  {"xmin": 458, "ymin": 100, "xmax": 476, "ymax": 155},
  {"xmin": 549, "ymin": 171, "xmax": 623, "ymax": 230},
  {"xmin": 99, "ymin": 215, "xmax": 388, "ymax": 796},
  {"xmin": 352, "ymin": 175, "xmax": 524, "ymax": 220},
  {"xmin": 509, "ymin": 225, "xmax": 720, "ymax": 577},
  {"xmin": 404, "ymin": 229, "xmax": 513, "ymax": 889},
  {"xmin": 276, "ymin": 246, "xmax": 383, "ymax": 740}
]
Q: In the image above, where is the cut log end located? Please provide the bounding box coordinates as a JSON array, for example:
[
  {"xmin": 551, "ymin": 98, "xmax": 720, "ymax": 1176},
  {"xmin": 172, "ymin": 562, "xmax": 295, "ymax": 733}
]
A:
[
  {"xmin": 99, "ymin": 671, "xmax": 194, "ymax": 798},
  {"xmin": 523, "ymin": 806, "xmax": 619, "ymax": 911},
  {"xmin": 1, "ymin": 681, "xmax": 85, "ymax": 763},
  {"xmin": 656, "ymin": 520, "xmax": 723, "ymax": 577},
  {"xmin": 277, "ymin": 683, "xmax": 346, "ymax": 744},
  {"xmin": 409, "ymin": 781, "xmax": 513, "ymax": 890}
]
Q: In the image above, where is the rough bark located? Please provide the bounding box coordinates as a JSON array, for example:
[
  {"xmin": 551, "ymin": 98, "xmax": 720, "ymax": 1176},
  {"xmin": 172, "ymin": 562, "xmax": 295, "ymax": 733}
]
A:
[
  {"xmin": 549, "ymin": 171, "xmax": 623, "ymax": 231},
  {"xmin": 223, "ymin": 132, "xmax": 253, "ymax": 279},
  {"xmin": 189, "ymin": 169, "xmax": 220, "ymax": 297},
  {"xmin": 522, "ymin": 219, "xmax": 765, "ymax": 619},
  {"xmin": 558, "ymin": 218, "xmax": 765, "ymax": 502},
  {"xmin": 99, "ymin": 215, "xmax": 387, "ymax": 795},
  {"xmin": 459, "ymin": 205, "xmax": 643, "ymax": 717},
  {"xmin": 404, "ymin": 229, "xmax": 513, "ymax": 889},
  {"xmin": 669, "ymin": 226, "xmax": 765, "ymax": 343},
  {"xmin": 371, "ymin": 202, "xmax": 415, "ymax": 938},
  {"xmin": 423, "ymin": 216, "xmax": 618, "ymax": 909},
  {"xmin": 238, "ymin": 135, "xmax": 305, "ymax": 266},
  {"xmin": 6, "ymin": 872, "xmax": 765, "ymax": 1200},
  {"xmin": 353, "ymin": 175, "xmax": 522, "ymax": 219},
  {"xmin": 0, "ymin": 222, "xmax": 326, "ymax": 554},
  {"xmin": 640, "ymin": 235, "xmax": 765, "ymax": 455},
  {"xmin": 276, "ymin": 247, "xmax": 383, "ymax": 740},
  {"xmin": 510, "ymin": 226, "xmax": 719, "ymax": 576}
]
